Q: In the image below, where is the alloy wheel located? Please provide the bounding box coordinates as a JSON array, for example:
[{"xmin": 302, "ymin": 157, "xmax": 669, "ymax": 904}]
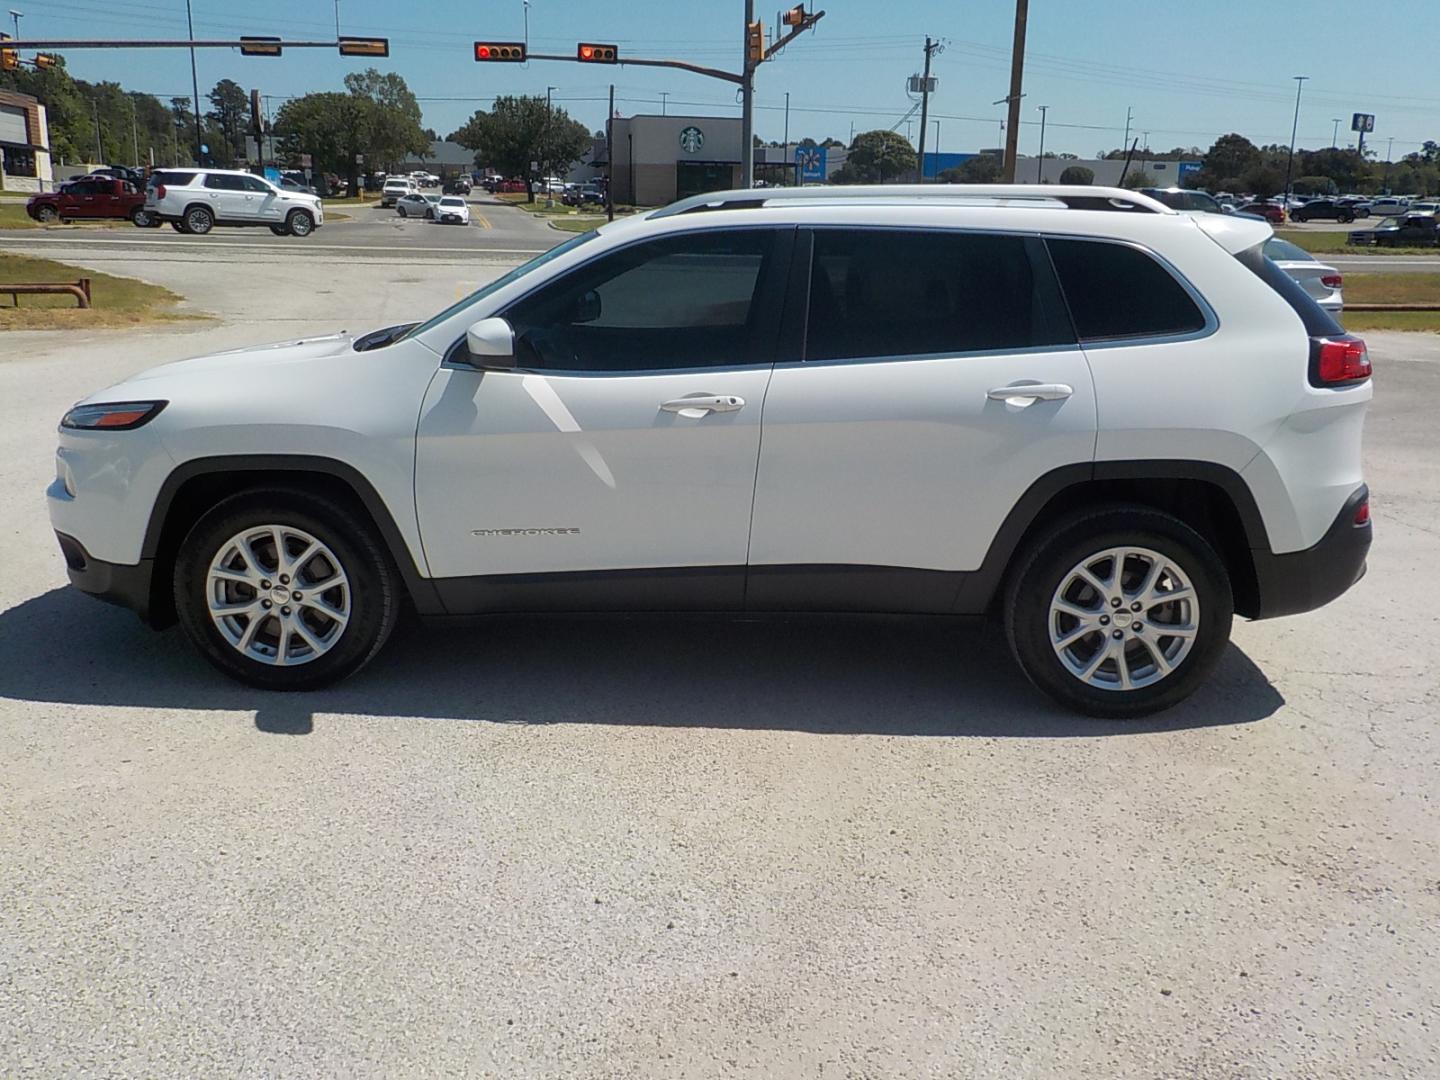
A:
[
  {"xmin": 205, "ymin": 524, "xmax": 351, "ymax": 666},
  {"xmin": 1048, "ymin": 546, "xmax": 1200, "ymax": 691}
]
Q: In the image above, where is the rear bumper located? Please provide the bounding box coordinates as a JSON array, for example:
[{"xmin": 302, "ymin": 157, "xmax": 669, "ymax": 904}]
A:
[
  {"xmin": 54, "ymin": 531, "xmax": 161, "ymax": 627},
  {"xmin": 1250, "ymin": 485, "xmax": 1371, "ymax": 619}
]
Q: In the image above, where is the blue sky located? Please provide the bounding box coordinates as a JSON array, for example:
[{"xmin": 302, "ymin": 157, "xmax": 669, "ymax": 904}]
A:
[{"xmin": 23, "ymin": 0, "xmax": 1440, "ymax": 158}]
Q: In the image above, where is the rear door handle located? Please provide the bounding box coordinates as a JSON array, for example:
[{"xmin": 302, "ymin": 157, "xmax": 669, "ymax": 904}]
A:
[
  {"xmin": 987, "ymin": 383, "xmax": 1074, "ymax": 404},
  {"xmin": 660, "ymin": 395, "xmax": 745, "ymax": 418}
]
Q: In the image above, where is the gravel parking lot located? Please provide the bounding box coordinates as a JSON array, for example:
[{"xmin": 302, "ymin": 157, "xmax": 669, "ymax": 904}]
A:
[{"xmin": 1, "ymin": 251, "xmax": 1437, "ymax": 1077}]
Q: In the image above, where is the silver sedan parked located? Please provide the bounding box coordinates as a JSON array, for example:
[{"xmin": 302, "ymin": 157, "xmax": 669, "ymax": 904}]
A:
[{"xmin": 1265, "ymin": 237, "xmax": 1344, "ymax": 313}]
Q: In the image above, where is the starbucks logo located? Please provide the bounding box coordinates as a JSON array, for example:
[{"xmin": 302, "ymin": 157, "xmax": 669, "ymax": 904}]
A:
[{"xmin": 679, "ymin": 126, "xmax": 704, "ymax": 154}]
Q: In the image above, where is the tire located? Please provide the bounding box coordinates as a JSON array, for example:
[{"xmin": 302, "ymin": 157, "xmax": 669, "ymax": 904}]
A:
[
  {"xmin": 184, "ymin": 205, "xmax": 214, "ymax": 234},
  {"xmin": 398, "ymin": 206, "xmax": 407, "ymax": 218},
  {"xmin": 425, "ymin": 209, "xmax": 434, "ymax": 220},
  {"xmin": 1339, "ymin": 212, "xmax": 1354, "ymax": 224},
  {"xmin": 36, "ymin": 206, "xmax": 59, "ymax": 224},
  {"xmin": 1003, "ymin": 506, "xmax": 1234, "ymax": 719},
  {"xmin": 285, "ymin": 209, "xmax": 314, "ymax": 237},
  {"xmin": 129, "ymin": 207, "xmax": 152, "ymax": 227},
  {"xmin": 269, "ymin": 224, "xmax": 289, "ymax": 236},
  {"xmin": 173, "ymin": 489, "xmax": 401, "ymax": 691},
  {"xmin": 170, "ymin": 220, "xmax": 190, "ymax": 233}
]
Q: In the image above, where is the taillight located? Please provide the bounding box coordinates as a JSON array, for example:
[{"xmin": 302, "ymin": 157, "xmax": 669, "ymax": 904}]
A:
[
  {"xmin": 155, "ymin": 184, "xmax": 166, "ymax": 198},
  {"xmin": 1311, "ymin": 335, "xmax": 1372, "ymax": 387},
  {"xmin": 1321, "ymin": 273, "xmax": 1343, "ymax": 289},
  {"xmin": 1353, "ymin": 499, "xmax": 1371, "ymax": 526}
]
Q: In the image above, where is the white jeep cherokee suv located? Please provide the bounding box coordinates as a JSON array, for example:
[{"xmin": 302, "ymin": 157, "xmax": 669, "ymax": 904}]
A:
[
  {"xmin": 145, "ymin": 168, "xmax": 324, "ymax": 236},
  {"xmin": 48, "ymin": 186, "xmax": 1373, "ymax": 717}
]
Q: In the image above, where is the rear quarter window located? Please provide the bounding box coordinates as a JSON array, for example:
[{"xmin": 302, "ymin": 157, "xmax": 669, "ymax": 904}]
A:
[{"xmin": 1046, "ymin": 238, "xmax": 1209, "ymax": 342}]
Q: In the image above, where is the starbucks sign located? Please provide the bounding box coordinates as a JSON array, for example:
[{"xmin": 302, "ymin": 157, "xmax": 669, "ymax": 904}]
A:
[{"xmin": 679, "ymin": 125, "xmax": 704, "ymax": 154}]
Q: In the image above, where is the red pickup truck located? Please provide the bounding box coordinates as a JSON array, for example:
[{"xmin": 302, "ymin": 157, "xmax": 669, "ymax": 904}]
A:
[{"xmin": 26, "ymin": 177, "xmax": 155, "ymax": 226}]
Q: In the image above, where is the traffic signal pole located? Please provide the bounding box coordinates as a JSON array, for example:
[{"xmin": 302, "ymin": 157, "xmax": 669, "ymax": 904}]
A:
[{"xmin": 741, "ymin": 0, "xmax": 756, "ymax": 189}]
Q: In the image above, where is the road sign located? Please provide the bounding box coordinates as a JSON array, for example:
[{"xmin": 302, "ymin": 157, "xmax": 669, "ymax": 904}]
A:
[
  {"xmin": 1352, "ymin": 113, "xmax": 1375, "ymax": 133},
  {"xmin": 796, "ymin": 144, "xmax": 827, "ymax": 182}
]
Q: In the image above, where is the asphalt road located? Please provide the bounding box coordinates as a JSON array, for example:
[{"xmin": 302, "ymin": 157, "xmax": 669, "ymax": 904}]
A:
[
  {"xmin": 0, "ymin": 193, "xmax": 566, "ymax": 261},
  {"xmin": 1, "ymin": 252, "xmax": 1438, "ymax": 1078}
]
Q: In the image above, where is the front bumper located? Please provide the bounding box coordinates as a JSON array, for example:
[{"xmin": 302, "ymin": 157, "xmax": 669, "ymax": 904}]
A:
[
  {"xmin": 55, "ymin": 531, "xmax": 161, "ymax": 627},
  {"xmin": 1250, "ymin": 485, "xmax": 1371, "ymax": 619}
]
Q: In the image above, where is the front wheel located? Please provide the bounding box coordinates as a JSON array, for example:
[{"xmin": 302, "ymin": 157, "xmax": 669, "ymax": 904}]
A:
[
  {"xmin": 36, "ymin": 205, "xmax": 60, "ymax": 224},
  {"xmin": 130, "ymin": 207, "xmax": 153, "ymax": 227},
  {"xmin": 285, "ymin": 209, "xmax": 314, "ymax": 237},
  {"xmin": 1004, "ymin": 507, "xmax": 1233, "ymax": 719},
  {"xmin": 174, "ymin": 490, "xmax": 400, "ymax": 690},
  {"xmin": 397, "ymin": 206, "xmax": 407, "ymax": 218}
]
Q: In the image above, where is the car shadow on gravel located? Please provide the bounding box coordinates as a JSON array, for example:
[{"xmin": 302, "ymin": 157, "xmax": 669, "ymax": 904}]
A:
[{"xmin": 0, "ymin": 587, "xmax": 1284, "ymax": 737}]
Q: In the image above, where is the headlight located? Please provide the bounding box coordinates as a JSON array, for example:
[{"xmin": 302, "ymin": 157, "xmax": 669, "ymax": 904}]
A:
[{"xmin": 60, "ymin": 400, "xmax": 167, "ymax": 431}]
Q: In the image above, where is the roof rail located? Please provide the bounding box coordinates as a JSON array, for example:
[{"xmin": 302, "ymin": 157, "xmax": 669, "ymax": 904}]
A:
[{"xmin": 650, "ymin": 184, "xmax": 1172, "ymax": 219}]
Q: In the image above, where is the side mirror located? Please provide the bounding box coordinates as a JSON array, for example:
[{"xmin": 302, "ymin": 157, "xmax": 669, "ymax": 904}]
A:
[{"xmin": 464, "ymin": 316, "xmax": 516, "ymax": 369}]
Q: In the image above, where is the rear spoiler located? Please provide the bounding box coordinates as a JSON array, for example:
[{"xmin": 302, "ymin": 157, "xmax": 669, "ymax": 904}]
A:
[{"xmin": 1192, "ymin": 213, "xmax": 1273, "ymax": 255}]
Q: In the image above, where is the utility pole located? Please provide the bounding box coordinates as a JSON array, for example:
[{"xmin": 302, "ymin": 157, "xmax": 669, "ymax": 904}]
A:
[
  {"xmin": 783, "ymin": 91, "xmax": 790, "ymax": 185},
  {"xmin": 606, "ymin": 83, "xmax": 614, "ymax": 221},
  {"xmin": 91, "ymin": 93, "xmax": 103, "ymax": 163},
  {"xmin": 915, "ymin": 35, "xmax": 938, "ymax": 183},
  {"xmin": 660, "ymin": 91, "xmax": 668, "ymax": 115},
  {"xmin": 1035, "ymin": 104, "xmax": 1048, "ymax": 182},
  {"xmin": 184, "ymin": 0, "xmax": 203, "ymax": 164},
  {"xmin": 127, "ymin": 93, "xmax": 139, "ymax": 166},
  {"xmin": 1385, "ymin": 136, "xmax": 1395, "ymax": 192},
  {"xmin": 544, "ymin": 84, "xmax": 555, "ymax": 206},
  {"xmin": 1001, "ymin": 0, "xmax": 1028, "ymax": 182},
  {"xmin": 1331, "ymin": 118, "xmax": 1341, "ymax": 149},
  {"xmin": 7, "ymin": 10, "xmax": 19, "ymax": 40},
  {"xmin": 1282, "ymin": 75, "xmax": 1308, "ymax": 208},
  {"xmin": 741, "ymin": 0, "xmax": 755, "ymax": 189},
  {"xmin": 1123, "ymin": 105, "xmax": 1132, "ymax": 153}
]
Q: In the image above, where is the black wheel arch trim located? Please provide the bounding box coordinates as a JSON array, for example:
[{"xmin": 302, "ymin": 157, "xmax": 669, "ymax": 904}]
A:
[
  {"xmin": 953, "ymin": 459, "xmax": 1272, "ymax": 615},
  {"xmin": 141, "ymin": 454, "xmax": 444, "ymax": 616}
]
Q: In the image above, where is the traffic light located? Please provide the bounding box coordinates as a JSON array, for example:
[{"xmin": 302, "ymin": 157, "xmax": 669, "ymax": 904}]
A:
[
  {"xmin": 33, "ymin": 53, "xmax": 58, "ymax": 70},
  {"xmin": 239, "ymin": 36, "xmax": 282, "ymax": 57},
  {"xmin": 338, "ymin": 37, "xmax": 389, "ymax": 58},
  {"xmin": 782, "ymin": 5, "xmax": 807, "ymax": 26},
  {"xmin": 250, "ymin": 89, "xmax": 263, "ymax": 135},
  {"xmin": 746, "ymin": 21, "xmax": 765, "ymax": 64},
  {"xmin": 474, "ymin": 41, "xmax": 526, "ymax": 62},
  {"xmin": 0, "ymin": 34, "xmax": 17, "ymax": 72},
  {"xmin": 577, "ymin": 42, "xmax": 618, "ymax": 64}
]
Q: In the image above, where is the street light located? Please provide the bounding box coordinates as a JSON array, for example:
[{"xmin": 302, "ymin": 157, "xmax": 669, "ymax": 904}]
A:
[
  {"xmin": 1281, "ymin": 75, "xmax": 1309, "ymax": 208},
  {"xmin": 1331, "ymin": 118, "xmax": 1341, "ymax": 149},
  {"xmin": 7, "ymin": 10, "xmax": 19, "ymax": 41}
]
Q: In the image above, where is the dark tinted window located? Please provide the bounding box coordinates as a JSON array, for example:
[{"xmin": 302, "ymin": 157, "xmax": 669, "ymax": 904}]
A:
[
  {"xmin": 240, "ymin": 175, "xmax": 271, "ymax": 193},
  {"xmin": 203, "ymin": 173, "xmax": 246, "ymax": 191},
  {"xmin": 149, "ymin": 170, "xmax": 197, "ymax": 188},
  {"xmin": 804, "ymin": 229, "xmax": 1074, "ymax": 361},
  {"xmin": 64, "ymin": 181, "xmax": 96, "ymax": 195},
  {"xmin": 503, "ymin": 229, "xmax": 778, "ymax": 372},
  {"xmin": 1047, "ymin": 238, "xmax": 1208, "ymax": 341}
]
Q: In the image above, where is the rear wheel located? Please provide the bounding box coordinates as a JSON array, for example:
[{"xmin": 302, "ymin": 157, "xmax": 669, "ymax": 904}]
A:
[
  {"xmin": 184, "ymin": 205, "xmax": 214, "ymax": 234},
  {"xmin": 1004, "ymin": 507, "xmax": 1233, "ymax": 719},
  {"xmin": 174, "ymin": 490, "xmax": 400, "ymax": 690},
  {"xmin": 397, "ymin": 206, "xmax": 407, "ymax": 217},
  {"xmin": 285, "ymin": 209, "xmax": 314, "ymax": 237},
  {"xmin": 35, "ymin": 205, "xmax": 59, "ymax": 224},
  {"xmin": 269, "ymin": 224, "xmax": 289, "ymax": 236},
  {"xmin": 1339, "ymin": 211, "xmax": 1354, "ymax": 224},
  {"xmin": 129, "ymin": 207, "xmax": 152, "ymax": 227},
  {"xmin": 170, "ymin": 220, "xmax": 190, "ymax": 233}
]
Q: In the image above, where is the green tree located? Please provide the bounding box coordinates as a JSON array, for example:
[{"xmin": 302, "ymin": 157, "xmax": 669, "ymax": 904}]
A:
[
  {"xmin": 1121, "ymin": 169, "xmax": 1157, "ymax": 189},
  {"xmin": 1293, "ymin": 175, "xmax": 1336, "ymax": 195},
  {"xmin": 450, "ymin": 96, "xmax": 591, "ymax": 203},
  {"xmin": 1059, "ymin": 165, "xmax": 1094, "ymax": 185},
  {"xmin": 207, "ymin": 78, "xmax": 249, "ymax": 163},
  {"xmin": 1198, "ymin": 133, "xmax": 1261, "ymax": 191},
  {"xmin": 343, "ymin": 68, "xmax": 428, "ymax": 176},
  {"xmin": 274, "ymin": 91, "xmax": 370, "ymax": 191},
  {"xmin": 844, "ymin": 129, "xmax": 914, "ymax": 183},
  {"xmin": 1241, "ymin": 163, "xmax": 1285, "ymax": 198},
  {"xmin": 939, "ymin": 155, "xmax": 1001, "ymax": 184}
]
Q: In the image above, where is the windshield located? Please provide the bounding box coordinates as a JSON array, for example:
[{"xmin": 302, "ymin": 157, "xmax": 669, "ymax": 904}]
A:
[
  {"xmin": 440, "ymin": 197, "xmax": 465, "ymax": 206},
  {"xmin": 1264, "ymin": 238, "xmax": 1314, "ymax": 263},
  {"xmin": 401, "ymin": 230, "xmax": 600, "ymax": 341}
]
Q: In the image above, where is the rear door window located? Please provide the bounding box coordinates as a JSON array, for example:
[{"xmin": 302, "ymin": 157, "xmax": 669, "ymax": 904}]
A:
[
  {"xmin": 803, "ymin": 229, "xmax": 1075, "ymax": 361},
  {"xmin": 1046, "ymin": 238, "xmax": 1209, "ymax": 342}
]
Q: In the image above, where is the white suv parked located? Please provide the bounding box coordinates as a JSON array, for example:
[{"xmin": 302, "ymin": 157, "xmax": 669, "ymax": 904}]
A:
[
  {"xmin": 48, "ymin": 186, "xmax": 1373, "ymax": 717},
  {"xmin": 145, "ymin": 168, "xmax": 324, "ymax": 236}
]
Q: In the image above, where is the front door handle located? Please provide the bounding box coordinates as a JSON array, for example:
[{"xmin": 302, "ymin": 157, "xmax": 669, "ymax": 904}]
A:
[
  {"xmin": 987, "ymin": 382, "xmax": 1074, "ymax": 405},
  {"xmin": 660, "ymin": 395, "xmax": 745, "ymax": 418}
]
